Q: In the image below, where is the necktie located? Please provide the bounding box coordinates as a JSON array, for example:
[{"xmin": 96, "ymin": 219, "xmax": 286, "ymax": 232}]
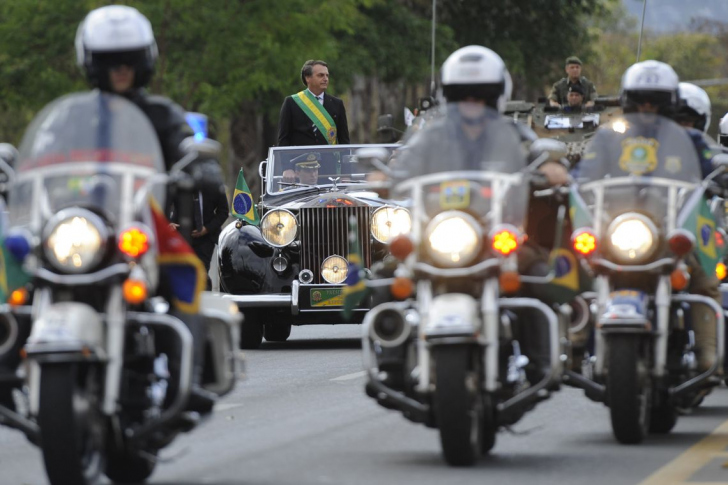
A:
[{"xmin": 317, "ymin": 95, "xmax": 323, "ymax": 105}]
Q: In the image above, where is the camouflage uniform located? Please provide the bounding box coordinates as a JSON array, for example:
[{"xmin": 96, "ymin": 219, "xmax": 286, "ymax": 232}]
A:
[{"xmin": 548, "ymin": 77, "xmax": 598, "ymax": 105}]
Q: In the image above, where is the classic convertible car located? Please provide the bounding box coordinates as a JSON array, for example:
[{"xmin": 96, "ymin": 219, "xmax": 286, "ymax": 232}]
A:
[{"xmin": 217, "ymin": 144, "xmax": 410, "ymax": 348}]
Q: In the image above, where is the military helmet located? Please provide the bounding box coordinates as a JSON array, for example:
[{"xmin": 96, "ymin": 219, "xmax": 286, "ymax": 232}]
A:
[
  {"xmin": 440, "ymin": 45, "xmax": 512, "ymax": 113},
  {"xmin": 676, "ymin": 82, "xmax": 711, "ymax": 133},
  {"xmin": 620, "ymin": 60, "xmax": 679, "ymax": 115},
  {"xmin": 75, "ymin": 5, "xmax": 158, "ymax": 91}
]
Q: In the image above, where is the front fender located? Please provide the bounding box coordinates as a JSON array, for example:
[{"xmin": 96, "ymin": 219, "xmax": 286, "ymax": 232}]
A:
[
  {"xmin": 424, "ymin": 293, "xmax": 480, "ymax": 339},
  {"xmin": 26, "ymin": 302, "xmax": 105, "ymax": 357},
  {"xmin": 217, "ymin": 222, "xmax": 299, "ymax": 294}
]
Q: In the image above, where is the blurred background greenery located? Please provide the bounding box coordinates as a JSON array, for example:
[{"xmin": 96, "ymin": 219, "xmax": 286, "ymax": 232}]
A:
[{"xmin": 1, "ymin": 0, "xmax": 726, "ymax": 196}]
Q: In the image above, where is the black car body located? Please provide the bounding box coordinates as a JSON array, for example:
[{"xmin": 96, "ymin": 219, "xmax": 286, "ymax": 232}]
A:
[{"xmin": 217, "ymin": 144, "xmax": 409, "ymax": 348}]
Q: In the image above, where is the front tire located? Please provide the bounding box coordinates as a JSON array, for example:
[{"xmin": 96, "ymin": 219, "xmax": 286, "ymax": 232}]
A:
[
  {"xmin": 105, "ymin": 447, "xmax": 157, "ymax": 484},
  {"xmin": 264, "ymin": 322, "xmax": 292, "ymax": 342},
  {"xmin": 433, "ymin": 346, "xmax": 483, "ymax": 466},
  {"xmin": 38, "ymin": 364, "xmax": 105, "ymax": 485},
  {"xmin": 240, "ymin": 321, "xmax": 263, "ymax": 349},
  {"xmin": 607, "ymin": 336, "xmax": 651, "ymax": 444}
]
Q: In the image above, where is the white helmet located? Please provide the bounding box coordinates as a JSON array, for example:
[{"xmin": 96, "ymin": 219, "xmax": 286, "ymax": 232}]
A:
[
  {"xmin": 719, "ymin": 113, "xmax": 728, "ymax": 146},
  {"xmin": 677, "ymin": 82, "xmax": 711, "ymax": 132},
  {"xmin": 441, "ymin": 45, "xmax": 512, "ymax": 113},
  {"xmin": 75, "ymin": 6, "xmax": 158, "ymax": 90},
  {"xmin": 620, "ymin": 60, "xmax": 679, "ymax": 113}
]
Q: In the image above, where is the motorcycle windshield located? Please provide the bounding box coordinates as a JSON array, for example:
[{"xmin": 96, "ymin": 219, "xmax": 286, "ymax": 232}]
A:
[
  {"xmin": 9, "ymin": 92, "xmax": 164, "ymax": 227},
  {"xmin": 395, "ymin": 103, "xmax": 529, "ymax": 227},
  {"xmin": 577, "ymin": 113, "xmax": 702, "ymax": 252}
]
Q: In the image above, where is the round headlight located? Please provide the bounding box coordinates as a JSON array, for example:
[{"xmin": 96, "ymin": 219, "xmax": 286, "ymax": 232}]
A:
[
  {"xmin": 607, "ymin": 213, "xmax": 658, "ymax": 263},
  {"xmin": 371, "ymin": 207, "xmax": 412, "ymax": 243},
  {"xmin": 43, "ymin": 209, "xmax": 108, "ymax": 273},
  {"xmin": 321, "ymin": 255, "xmax": 348, "ymax": 284},
  {"xmin": 261, "ymin": 209, "xmax": 298, "ymax": 247},
  {"xmin": 425, "ymin": 211, "xmax": 482, "ymax": 267}
]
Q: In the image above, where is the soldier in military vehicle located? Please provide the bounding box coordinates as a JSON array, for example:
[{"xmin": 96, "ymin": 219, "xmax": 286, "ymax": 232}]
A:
[
  {"xmin": 564, "ymin": 84, "xmax": 585, "ymax": 112},
  {"xmin": 549, "ymin": 56, "xmax": 597, "ymax": 109}
]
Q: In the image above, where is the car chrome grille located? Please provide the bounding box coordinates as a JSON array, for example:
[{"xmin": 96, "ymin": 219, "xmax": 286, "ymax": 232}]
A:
[{"xmin": 299, "ymin": 206, "xmax": 371, "ymax": 283}]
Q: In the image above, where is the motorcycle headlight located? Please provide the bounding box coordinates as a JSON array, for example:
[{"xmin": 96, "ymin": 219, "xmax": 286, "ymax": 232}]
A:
[
  {"xmin": 607, "ymin": 213, "xmax": 658, "ymax": 263},
  {"xmin": 321, "ymin": 255, "xmax": 348, "ymax": 284},
  {"xmin": 371, "ymin": 207, "xmax": 412, "ymax": 243},
  {"xmin": 261, "ymin": 209, "xmax": 298, "ymax": 247},
  {"xmin": 43, "ymin": 209, "xmax": 108, "ymax": 273},
  {"xmin": 425, "ymin": 211, "xmax": 482, "ymax": 267}
]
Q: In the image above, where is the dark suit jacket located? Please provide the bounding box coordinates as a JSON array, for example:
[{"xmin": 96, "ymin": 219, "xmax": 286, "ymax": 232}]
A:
[
  {"xmin": 277, "ymin": 92, "xmax": 350, "ymax": 146},
  {"xmin": 170, "ymin": 185, "xmax": 229, "ymax": 242}
]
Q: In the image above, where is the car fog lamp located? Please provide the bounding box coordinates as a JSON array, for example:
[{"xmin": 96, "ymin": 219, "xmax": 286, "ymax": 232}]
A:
[
  {"xmin": 43, "ymin": 210, "xmax": 107, "ymax": 273},
  {"xmin": 425, "ymin": 211, "xmax": 481, "ymax": 267},
  {"xmin": 321, "ymin": 255, "xmax": 348, "ymax": 284},
  {"xmin": 607, "ymin": 214, "xmax": 657, "ymax": 263},
  {"xmin": 261, "ymin": 209, "xmax": 298, "ymax": 247},
  {"xmin": 272, "ymin": 255, "xmax": 288, "ymax": 273},
  {"xmin": 371, "ymin": 207, "xmax": 412, "ymax": 243}
]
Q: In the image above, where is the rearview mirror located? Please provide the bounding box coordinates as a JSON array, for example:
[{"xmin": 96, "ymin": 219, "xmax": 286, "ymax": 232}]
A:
[
  {"xmin": 530, "ymin": 138, "xmax": 568, "ymax": 160},
  {"xmin": 356, "ymin": 147, "xmax": 392, "ymax": 177},
  {"xmin": 712, "ymin": 153, "xmax": 728, "ymax": 170},
  {"xmin": 179, "ymin": 136, "xmax": 222, "ymax": 159}
]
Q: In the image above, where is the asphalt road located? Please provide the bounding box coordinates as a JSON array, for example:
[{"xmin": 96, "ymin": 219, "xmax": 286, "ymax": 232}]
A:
[{"xmin": 2, "ymin": 324, "xmax": 728, "ymax": 485}]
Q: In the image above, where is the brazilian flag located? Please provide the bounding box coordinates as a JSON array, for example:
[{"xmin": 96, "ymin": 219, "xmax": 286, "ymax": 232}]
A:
[
  {"xmin": 342, "ymin": 216, "xmax": 370, "ymax": 320},
  {"xmin": 231, "ymin": 168, "xmax": 259, "ymax": 226},
  {"xmin": 0, "ymin": 201, "xmax": 31, "ymax": 303}
]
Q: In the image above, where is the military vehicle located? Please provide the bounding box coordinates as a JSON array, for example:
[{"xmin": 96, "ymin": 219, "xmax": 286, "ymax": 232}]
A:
[{"xmin": 505, "ymin": 96, "xmax": 623, "ymax": 165}]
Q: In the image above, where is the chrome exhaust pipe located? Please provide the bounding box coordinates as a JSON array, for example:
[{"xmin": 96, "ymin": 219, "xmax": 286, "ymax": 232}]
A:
[
  {"xmin": 0, "ymin": 312, "xmax": 19, "ymax": 357},
  {"xmin": 368, "ymin": 305, "xmax": 411, "ymax": 348}
]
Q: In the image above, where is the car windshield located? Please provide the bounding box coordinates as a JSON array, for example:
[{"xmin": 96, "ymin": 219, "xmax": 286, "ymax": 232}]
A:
[
  {"xmin": 8, "ymin": 91, "xmax": 165, "ymax": 228},
  {"xmin": 266, "ymin": 144, "xmax": 398, "ymax": 195}
]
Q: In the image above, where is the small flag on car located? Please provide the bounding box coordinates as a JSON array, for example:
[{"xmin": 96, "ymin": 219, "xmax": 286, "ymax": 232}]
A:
[
  {"xmin": 231, "ymin": 168, "xmax": 259, "ymax": 226},
  {"xmin": 342, "ymin": 216, "xmax": 370, "ymax": 320}
]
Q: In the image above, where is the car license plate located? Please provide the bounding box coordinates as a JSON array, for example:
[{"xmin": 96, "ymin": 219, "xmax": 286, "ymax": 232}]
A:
[{"xmin": 310, "ymin": 288, "xmax": 344, "ymax": 307}]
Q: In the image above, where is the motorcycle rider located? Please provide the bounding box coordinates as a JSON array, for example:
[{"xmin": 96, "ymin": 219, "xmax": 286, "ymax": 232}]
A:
[
  {"xmin": 74, "ymin": 5, "xmax": 222, "ymax": 413},
  {"xmin": 720, "ymin": 114, "xmax": 728, "ymax": 147},
  {"xmin": 580, "ymin": 60, "xmax": 720, "ymax": 374},
  {"xmin": 396, "ymin": 45, "xmax": 570, "ymax": 384}
]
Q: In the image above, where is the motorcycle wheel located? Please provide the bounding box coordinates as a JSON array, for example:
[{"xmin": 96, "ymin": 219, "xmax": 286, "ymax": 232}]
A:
[
  {"xmin": 105, "ymin": 448, "xmax": 157, "ymax": 484},
  {"xmin": 433, "ymin": 346, "xmax": 483, "ymax": 466},
  {"xmin": 264, "ymin": 322, "xmax": 292, "ymax": 342},
  {"xmin": 649, "ymin": 398, "xmax": 678, "ymax": 434},
  {"xmin": 607, "ymin": 335, "xmax": 651, "ymax": 444},
  {"xmin": 38, "ymin": 363, "xmax": 105, "ymax": 485},
  {"xmin": 240, "ymin": 321, "xmax": 263, "ymax": 349}
]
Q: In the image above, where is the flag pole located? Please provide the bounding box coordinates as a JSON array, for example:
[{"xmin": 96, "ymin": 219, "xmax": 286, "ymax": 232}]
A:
[{"xmin": 636, "ymin": 0, "xmax": 648, "ymax": 62}]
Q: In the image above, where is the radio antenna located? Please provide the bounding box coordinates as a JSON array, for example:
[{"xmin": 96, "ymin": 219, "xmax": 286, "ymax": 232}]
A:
[
  {"xmin": 430, "ymin": 0, "xmax": 437, "ymax": 96},
  {"xmin": 636, "ymin": 0, "xmax": 648, "ymax": 62}
]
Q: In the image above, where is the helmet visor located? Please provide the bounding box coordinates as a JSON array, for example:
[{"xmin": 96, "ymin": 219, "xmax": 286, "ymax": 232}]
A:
[
  {"xmin": 626, "ymin": 91, "xmax": 674, "ymax": 107},
  {"xmin": 90, "ymin": 49, "xmax": 148, "ymax": 70}
]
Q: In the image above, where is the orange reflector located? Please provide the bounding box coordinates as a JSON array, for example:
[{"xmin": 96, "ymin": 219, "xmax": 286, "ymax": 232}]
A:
[
  {"xmin": 123, "ymin": 279, "xmax": 148, "ymax": 304},
  {"xmin": 499, "ymin": 271, "xmax": 521, "ymax": 294},
  {"xmin": 119, "ymin": 228, "xmax": 150, "ymax": 258},
  {"xmin": 8, "ymin": 288, "xmax": 28, "ymax": 307},
  {"xmin": 573, "ymin": 229, "xmax": 597, "ymax": 256},
  {"xmin": 670, "ymin": 268, "xmax": 689, "ymax": 291},
  {"xmin": 389, "ymin": 234, "xmax": 414, "ymax": 261},
  {"xmin": 390, "ymin": 277, "xmax": 414, "ymax": 300},
  {"xmin": 492, "ymin": 230, "xmax": 519, "ymax": 256},
  {"xmin": 19, "ymin": 348, "xmax": 26, "ymax": 359},
  {"xmin": 717, "ymin": 262, "xmax": 727, "ymax": 281}
]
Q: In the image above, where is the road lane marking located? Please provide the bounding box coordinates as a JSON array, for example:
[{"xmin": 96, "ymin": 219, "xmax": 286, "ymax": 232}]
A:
[
  {"xmin": 214, "ymin": 402, "xmax": 244, "ymax": 412},
  {"xmin": 331, "ymin": 371, "xmax": 367, "ymax": 381},
  {"xmin": 640, "ymin": 419, "xmax": 728, "ymax": 484}
]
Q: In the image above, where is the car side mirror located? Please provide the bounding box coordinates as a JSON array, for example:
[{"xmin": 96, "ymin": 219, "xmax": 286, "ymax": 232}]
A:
[{"xmin": 530, "ymin": 138, "xmax": 568, "ymax": 160}]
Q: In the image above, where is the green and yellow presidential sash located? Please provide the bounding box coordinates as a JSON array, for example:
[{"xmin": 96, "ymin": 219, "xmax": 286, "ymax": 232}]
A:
[{"xmin": 291, "ymin": 90, "xmax": 338, "ymax": 145}]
